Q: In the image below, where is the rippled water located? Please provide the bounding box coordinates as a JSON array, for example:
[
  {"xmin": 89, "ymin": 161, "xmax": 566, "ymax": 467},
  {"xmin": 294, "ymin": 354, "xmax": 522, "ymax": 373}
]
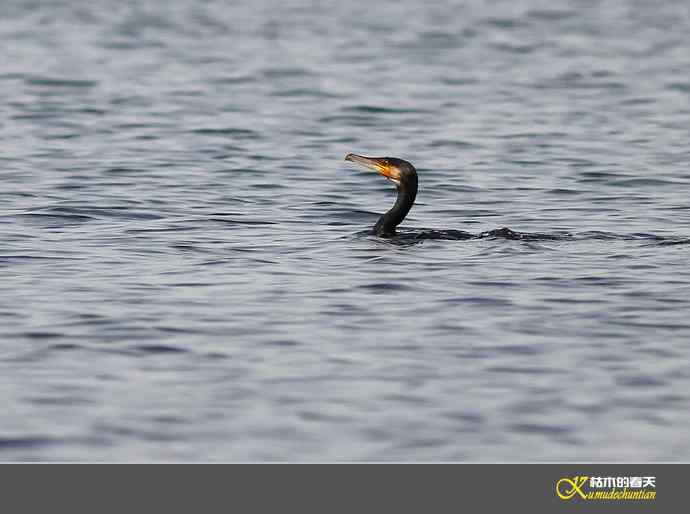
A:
[{"xmin": 1, "ymin": 0, "xmax": 689, "ymax": 461}]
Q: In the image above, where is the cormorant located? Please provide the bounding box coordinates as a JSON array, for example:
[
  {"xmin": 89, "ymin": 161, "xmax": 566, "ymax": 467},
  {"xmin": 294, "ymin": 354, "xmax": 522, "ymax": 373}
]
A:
[
  {"xmin": 345, "ymin": 153, "xmax": 528, "ymax": 240},
  {"xmin": 345, "ymin": 154, "xmax": 418, "ymax": 237}
]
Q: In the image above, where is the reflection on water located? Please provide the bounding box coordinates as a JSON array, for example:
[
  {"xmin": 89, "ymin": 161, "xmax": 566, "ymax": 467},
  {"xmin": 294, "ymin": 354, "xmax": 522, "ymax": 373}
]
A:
[{"xmin": 1, "ymin": 0, "xmax": 689, "ymax": 461}]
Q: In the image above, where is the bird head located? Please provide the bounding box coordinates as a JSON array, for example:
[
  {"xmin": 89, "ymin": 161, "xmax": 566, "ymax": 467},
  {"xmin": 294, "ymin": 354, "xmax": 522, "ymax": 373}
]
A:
[{"xmin": 345, "ymin": 154, "xmax": 417, "ymax": 189}]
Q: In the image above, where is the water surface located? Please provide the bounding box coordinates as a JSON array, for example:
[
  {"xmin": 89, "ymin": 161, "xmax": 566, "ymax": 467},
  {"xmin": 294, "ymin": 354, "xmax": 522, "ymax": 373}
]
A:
[{"xmin": 1, "ymin": 0, "xmax": 689, "ymax": 461}]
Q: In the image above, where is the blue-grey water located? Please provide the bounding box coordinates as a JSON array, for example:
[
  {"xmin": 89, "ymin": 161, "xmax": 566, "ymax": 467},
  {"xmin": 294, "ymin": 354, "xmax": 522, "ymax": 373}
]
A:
[{"xmin": 1, "ymin": 0, "xmax": 689, "ymax": 461}]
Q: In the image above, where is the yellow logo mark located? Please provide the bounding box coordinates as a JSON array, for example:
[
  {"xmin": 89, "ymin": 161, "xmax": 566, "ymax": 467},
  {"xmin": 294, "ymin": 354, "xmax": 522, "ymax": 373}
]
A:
[{"xmin": 556, "ymin": 476, "xmax": 589, "ymax": 500}]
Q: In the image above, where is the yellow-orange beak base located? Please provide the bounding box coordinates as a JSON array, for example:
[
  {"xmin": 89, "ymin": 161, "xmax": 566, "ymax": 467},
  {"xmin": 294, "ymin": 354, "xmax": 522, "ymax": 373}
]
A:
[{"xmin": 345, "ymin": 154, "xmax": 401, "ymax": 182}]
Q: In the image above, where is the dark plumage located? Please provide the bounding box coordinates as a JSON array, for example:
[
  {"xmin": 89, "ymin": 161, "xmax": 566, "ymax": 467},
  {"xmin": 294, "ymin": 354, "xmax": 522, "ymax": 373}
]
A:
[
  {"xmin": 345, "ymin": 154, "xmax": 417, "ymax": 236},
  {"xmin": 345, "ymin": 153, "xmax": 557, "ymax": 241}
]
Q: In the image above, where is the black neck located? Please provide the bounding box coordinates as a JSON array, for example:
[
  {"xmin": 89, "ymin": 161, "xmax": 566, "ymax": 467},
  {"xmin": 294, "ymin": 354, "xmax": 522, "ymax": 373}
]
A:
[{"xmin": 374, "ymin": 178, "xmax": 418, "ymax": 236}]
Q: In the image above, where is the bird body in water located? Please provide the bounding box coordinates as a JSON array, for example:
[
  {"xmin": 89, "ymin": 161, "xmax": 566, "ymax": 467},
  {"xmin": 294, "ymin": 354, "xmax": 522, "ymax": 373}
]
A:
[{"xmin": 345, "ymin": 153, "xmax": 530, "ymax": 240}]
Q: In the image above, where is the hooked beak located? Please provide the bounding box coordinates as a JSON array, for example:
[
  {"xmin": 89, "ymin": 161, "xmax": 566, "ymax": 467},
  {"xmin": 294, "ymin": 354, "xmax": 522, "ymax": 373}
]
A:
[{"xmin": 345, "ymin": 153, "xmax": 401, "ymax": 186}]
